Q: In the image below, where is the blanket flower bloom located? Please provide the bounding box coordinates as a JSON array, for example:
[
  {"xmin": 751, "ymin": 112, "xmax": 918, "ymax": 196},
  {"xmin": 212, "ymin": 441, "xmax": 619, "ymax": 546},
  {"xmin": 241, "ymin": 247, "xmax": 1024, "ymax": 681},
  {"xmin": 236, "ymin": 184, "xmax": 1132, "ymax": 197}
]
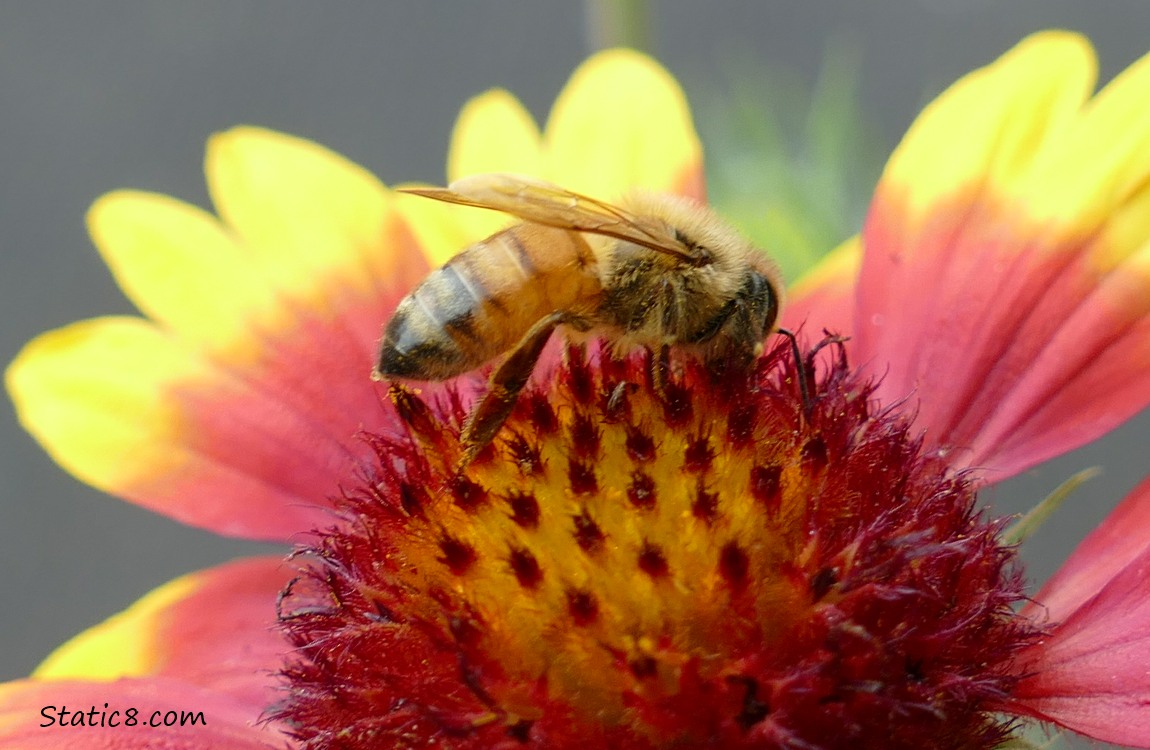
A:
[{"xmin": 6, "ymin": 31, "xmax": 1150, "ymax": 749}]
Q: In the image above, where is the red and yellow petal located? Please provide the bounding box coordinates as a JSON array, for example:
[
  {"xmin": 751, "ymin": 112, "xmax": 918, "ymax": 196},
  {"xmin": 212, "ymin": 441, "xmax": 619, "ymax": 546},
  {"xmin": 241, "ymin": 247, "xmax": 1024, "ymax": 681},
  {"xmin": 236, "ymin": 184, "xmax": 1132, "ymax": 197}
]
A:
[
  {"xmin": 850, "ymin": 32, "xmax": 1150, "ymax": 478},
  {"xmin": 89, "ymin": 192, "xmax": 277, "ymax": 356},
  {"xmin": 876, "ymin": 32, "xmax": 1095, "ymax": 229},
  {"xmin": 8, "ymin": 129, "xmax": 433, "ymax": 540},
  {"xmin": 543, "ymin": 48, "xmax": 704, "ymax": 201},
  {"xmin": 782, "ymin": 235, "xmax": 861, "ymax": 337},
  {"xmin": 1010, "ymin": 479, "xmax": 1150, "ymax": 746},
  {"xmin": 34, "ymin": 557, "xmax": 289, "ymax": 713},
  {"xmin": 7, "ymin": 312, "xmax": 376, "ymax": 539},
  {"xmin": 0, "ymin": 677, "xmax": 281, "ymax": 749}
]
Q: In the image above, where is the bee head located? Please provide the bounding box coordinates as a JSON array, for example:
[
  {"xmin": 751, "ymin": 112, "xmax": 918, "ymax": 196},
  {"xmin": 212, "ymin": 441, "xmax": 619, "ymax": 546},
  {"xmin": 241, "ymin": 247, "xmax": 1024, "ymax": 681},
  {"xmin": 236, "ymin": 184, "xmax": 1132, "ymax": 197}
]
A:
[{"xmin": 696, "ymin": 266, "xmax": 782, "ymax": 370}]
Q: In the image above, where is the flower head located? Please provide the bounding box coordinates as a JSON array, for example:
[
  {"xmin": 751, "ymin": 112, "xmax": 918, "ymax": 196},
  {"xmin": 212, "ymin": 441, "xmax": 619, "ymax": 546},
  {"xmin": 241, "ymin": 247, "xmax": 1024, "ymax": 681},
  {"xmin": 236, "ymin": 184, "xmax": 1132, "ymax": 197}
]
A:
[
  {"xmin": 6, "ymin": 31, "xmax": 1150, "ymax": 750},
  {"xmin": 277, "ymin": 341, "xmax": 1035, "ymax": 748}
]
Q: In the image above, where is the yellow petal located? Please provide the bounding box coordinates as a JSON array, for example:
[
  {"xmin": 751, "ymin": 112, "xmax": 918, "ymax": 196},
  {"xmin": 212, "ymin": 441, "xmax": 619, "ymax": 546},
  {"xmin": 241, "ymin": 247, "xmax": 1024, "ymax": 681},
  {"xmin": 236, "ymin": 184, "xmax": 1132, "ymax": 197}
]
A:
[
  {"xmin": 89, "ymin": 191, "xmax": 277, "ymax": 356},
  {"xmin": 6, "ymin": 317, "xmax": 202, "ymax": 498},
  {"xmin": 544, "ymin": 48, "xmax": 703, "ymax": 198},
  {"xmin": 35, "ymin": 575, "xmax": 198, "ymax": 681},
  {"xmin": 449, "ymin": 88, "xmax": 543, "ymax": 181},
  {"xmin": 881, "ymin": 31, "xmax": 1096, "ymax": 230},
  {"xmin": 1018, "ymin": 42, "xmax": 1150, "ymax": 268},
  {"xmin": 443, "ymin": 89, "xmax": 544, "ymax": 245},
  {"xmin": 206, "ymin": 126, "xmax": 394, "ymax": 302}
]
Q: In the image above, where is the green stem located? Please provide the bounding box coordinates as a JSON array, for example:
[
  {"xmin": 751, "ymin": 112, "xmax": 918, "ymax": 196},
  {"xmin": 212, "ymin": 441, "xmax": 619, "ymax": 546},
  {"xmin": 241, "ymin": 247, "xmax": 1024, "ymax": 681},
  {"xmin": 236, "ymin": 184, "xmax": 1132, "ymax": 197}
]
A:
[{"xmin": 1001, "ymin": 467, "xmax": 1101, "ymax": 546}]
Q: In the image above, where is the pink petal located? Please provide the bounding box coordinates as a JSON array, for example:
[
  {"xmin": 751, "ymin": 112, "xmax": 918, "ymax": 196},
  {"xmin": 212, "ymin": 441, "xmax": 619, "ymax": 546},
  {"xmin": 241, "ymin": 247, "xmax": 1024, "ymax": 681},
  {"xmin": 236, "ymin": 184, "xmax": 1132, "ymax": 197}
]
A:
[
  {"xmin": 1026, "ymin": 476, "xmax": 1150, "ymax": 623},
  {"xmin": 36, "ymin": 557, "xmax": 290, "ymax": 713},
  {"xmin": 1011, "ymin": 537, "xmax": 1150, "ymax": 745},
  {"xmin": 851, "ymin": 34, "xmax": 1150, "ymax": 479},
  {"xmin": 782, "ymin": 236, "xmax": 861, "ymax": 338}
]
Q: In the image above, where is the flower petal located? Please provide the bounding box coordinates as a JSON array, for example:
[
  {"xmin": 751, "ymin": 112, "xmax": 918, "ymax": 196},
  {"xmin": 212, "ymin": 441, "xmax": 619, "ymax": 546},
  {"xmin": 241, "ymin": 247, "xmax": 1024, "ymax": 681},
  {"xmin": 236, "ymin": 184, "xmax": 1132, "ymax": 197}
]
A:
[
  {"xmin": 8, "ymin": 318, "xmax": 338, "ymax": 538},
  {"xmin": 426, "ymin": 88, "xmax": 546, "ymax": 260},
  {"xmin": 876, "ymin": 31, "xmax": 1095, "ymax": 230},
  {"xmin": 782, "ymin": 235, "xmax": 860, "ymax": 337},
  {"xmin": 9, "ymin": 129, "xmax": 438, "ymax": 539},
  {"xmin": 1011, "ymin": 481, "xmax": 1150, "ymax": 746},
  {"xmin": 0, "ymin": 677, "xmax": 281, "ymax": 748},
  {"xmin": 1025, "ymin": 476, "xmax": 1150, "ymax": 624},
  {"xmin": 854, "ymin": 32, "xmax": 1150, "ymax": 477},
  {"xmin": 206, "ymin": 126, "xmax": 401, "ymax": 303},
  {"xmin": 35, "ymin": 557, "xmax": 288, "ymax": 712},
  {"xmin": 89, "ymin": 192, "xmax": 276, "ymax": 354},
  {"xmin": 448, "ymin": 88, "xmax": 542, "ymax": 183},
  {"xmin": 544, "ymin": 48, "xmax": 705, "ymax": 200}
]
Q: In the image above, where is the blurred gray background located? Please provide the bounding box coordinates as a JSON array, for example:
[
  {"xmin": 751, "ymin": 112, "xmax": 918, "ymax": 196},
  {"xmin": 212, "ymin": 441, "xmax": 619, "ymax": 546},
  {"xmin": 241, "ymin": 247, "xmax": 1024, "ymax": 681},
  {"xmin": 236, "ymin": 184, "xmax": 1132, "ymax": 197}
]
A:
[{"xmin": 2, "ymin": 4, "xmax": 1149, "ymax": 746}]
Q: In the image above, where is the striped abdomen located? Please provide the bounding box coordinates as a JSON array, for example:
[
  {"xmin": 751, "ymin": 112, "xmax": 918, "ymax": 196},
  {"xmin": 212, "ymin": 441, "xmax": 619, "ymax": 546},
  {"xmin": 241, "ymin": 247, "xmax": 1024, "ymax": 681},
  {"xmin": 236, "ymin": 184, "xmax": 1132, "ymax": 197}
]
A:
[{"xmin": 376, "ymin": 223, "xmax": 601, "ymax": 381}]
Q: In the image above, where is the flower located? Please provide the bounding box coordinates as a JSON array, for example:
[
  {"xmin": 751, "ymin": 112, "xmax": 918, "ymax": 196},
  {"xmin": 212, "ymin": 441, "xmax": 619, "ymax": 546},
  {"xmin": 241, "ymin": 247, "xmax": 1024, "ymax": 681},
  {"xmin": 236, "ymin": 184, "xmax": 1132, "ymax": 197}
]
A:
[
  {"xmin": 5, "ymin": 31, "xmax": 1150, "ymax": 749},
  {"xmin": 277, "ymin": 341, "xmax": 1038, "ymax": 748},
  {"xmin": 2, "ymin": 49, "xmax": 701, "ymax": 748}
]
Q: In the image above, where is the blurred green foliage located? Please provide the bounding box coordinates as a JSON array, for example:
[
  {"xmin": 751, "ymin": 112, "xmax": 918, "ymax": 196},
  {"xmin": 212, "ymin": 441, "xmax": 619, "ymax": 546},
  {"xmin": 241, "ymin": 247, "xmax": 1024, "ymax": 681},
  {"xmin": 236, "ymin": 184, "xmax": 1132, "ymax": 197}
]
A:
[{"xmin": 695, "ymin": 44, "xmax": 886, "ymax": 284}]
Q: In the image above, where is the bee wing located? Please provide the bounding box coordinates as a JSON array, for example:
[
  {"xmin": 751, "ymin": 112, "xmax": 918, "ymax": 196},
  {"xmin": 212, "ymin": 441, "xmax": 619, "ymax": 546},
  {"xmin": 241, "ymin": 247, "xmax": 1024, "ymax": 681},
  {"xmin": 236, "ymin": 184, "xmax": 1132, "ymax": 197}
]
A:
[{"xmin": 401, "ymin": 173, "xmax": 699, "ymax": 263}]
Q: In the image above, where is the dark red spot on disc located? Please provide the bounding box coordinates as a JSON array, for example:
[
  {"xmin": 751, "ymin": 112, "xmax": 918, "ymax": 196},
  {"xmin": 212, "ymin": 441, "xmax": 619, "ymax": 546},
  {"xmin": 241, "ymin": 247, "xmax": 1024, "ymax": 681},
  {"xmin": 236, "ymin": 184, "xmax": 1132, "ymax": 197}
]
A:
[
  {"xmin": 638, "ymin": 542, "xmax": 669, "ymax": 578},
  {"xmin": 572, "ymin": 511, "xmax": 605, "ymax": 553},
  {"xmin": 566, "ymin": 589, "xmax": 599, "ymax": 626},
  {"xmin": 438, "ymin": 537, "xmax": 477, "ymax": 575},
  {"xmin": 628, "ymin": 472, "xmax": 657, "ymax": 510},
  {"xmin": 568, "ymin": 459, "xmax": 598, "ymax": 495},
  {"xmin": 720, "ymin": 542, "xmax": 750, "ymax": 592},
  {"xmin": 507, "ymin": 491, "xmax": 540, "ymax": 529},
  {"xmin": 750, "ymin": 465, "xmax": 782, "ymax": 511},
  {"xmin": 684, "ymin": 435, "xmax": 714, "ymax": 473},
  {"xmin": 509, "ymin": 547, "xmax": 543, "ymax": 589}
]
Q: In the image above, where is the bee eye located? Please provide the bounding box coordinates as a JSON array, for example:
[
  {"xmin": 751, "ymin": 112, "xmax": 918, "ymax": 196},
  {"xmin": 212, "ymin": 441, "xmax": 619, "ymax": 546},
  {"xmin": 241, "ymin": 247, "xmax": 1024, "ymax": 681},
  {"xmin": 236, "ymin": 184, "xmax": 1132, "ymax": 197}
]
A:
[
  {"xmin": 761, "ymin": 283, "xmax": 780, "ymax": 332},
  {"xmin": 744, "ymin": 271, "xmax": 779, "ymax": 333}
]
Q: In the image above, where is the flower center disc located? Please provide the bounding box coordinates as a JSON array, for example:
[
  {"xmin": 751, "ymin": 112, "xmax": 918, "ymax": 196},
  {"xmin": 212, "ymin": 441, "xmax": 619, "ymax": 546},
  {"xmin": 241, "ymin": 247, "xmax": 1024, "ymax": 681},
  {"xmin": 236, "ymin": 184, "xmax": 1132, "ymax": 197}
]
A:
[{"xmin": 278, "ymin": 342, "xmax": 1033, "ymax": 749}]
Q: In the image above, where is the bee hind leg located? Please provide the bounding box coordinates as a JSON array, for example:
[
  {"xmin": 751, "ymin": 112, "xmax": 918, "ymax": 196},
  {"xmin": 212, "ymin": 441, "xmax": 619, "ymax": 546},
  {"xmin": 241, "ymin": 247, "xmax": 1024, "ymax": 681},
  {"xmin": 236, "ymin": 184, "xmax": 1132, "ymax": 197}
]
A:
[{"xmin": 459, "ymin": 311, "xmax": 568, "ymax": 467}]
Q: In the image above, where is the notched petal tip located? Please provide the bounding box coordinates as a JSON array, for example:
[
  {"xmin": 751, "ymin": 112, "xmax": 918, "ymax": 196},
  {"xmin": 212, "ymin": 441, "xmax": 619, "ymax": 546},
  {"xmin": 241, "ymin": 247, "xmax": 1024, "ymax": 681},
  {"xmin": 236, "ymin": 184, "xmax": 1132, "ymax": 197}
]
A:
[
  {"xmin": 544, "ymin": 47, "xmax": 703, "ymax": 199},
  {"xmin": 87, "ymin": 190, "xmax": 275, "ymax": 351},
  {"xmin": 880, "ymin": 29, "xmax": 1096, "ymax": 221},
  {"xmin": 449, "ymin": 87, "xmax": 543, "ymax": 183},
  {"xmin": 205, "ymin": 125, "xmax": 393, "ymax": 295}
]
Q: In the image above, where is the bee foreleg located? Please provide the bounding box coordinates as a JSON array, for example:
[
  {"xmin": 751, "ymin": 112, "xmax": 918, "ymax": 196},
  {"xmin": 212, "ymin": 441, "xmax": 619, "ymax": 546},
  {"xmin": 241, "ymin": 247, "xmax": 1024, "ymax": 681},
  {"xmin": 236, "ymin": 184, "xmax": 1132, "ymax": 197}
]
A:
[
  {"xmin": 776, "ymin": 327, "xmax": 812, "ymax": 419},
  {"xmin": 459, "ymin": 311, "xmax": 568, "ymax": 467},
  {"xmin": 648, "ymin": 343, "xmax": 672, "ymax": 397}
]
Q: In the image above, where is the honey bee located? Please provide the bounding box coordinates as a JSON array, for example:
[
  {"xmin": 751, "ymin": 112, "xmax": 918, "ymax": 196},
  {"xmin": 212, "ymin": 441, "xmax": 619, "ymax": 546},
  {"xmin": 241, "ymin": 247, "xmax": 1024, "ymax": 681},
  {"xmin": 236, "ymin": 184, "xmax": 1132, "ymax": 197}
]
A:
[{"xmin": 373, "ymin": 174, "xmax": 784, "ymax": 462}]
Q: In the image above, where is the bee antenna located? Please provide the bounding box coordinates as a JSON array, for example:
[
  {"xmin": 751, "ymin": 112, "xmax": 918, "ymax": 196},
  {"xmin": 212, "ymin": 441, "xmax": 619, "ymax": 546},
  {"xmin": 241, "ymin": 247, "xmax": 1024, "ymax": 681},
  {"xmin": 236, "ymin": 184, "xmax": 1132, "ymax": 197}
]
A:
[{"xmin": 775, "ymin": 327, "xmax": 813, "ymax": 418}]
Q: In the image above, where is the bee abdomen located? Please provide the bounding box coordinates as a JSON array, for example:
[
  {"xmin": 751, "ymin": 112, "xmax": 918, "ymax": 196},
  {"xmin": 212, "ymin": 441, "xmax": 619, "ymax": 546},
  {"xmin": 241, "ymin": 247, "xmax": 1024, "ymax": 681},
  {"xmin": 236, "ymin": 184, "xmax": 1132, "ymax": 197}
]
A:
[{"xmin": 377, "ymin": 259, "xmax": 500, "ymax": 381}]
